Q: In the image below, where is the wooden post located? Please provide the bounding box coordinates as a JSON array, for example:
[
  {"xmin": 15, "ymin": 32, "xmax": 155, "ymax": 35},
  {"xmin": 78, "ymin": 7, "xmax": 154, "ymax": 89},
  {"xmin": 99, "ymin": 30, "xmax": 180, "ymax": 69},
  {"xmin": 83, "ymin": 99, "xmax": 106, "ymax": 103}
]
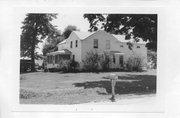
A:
[
  {"xmin": 111, "ymin": 79, "xmax": 115, "ymax": 102},
  {"xmin": 109, "ymin": 73, "xmax": 118, "ymax": 102}
]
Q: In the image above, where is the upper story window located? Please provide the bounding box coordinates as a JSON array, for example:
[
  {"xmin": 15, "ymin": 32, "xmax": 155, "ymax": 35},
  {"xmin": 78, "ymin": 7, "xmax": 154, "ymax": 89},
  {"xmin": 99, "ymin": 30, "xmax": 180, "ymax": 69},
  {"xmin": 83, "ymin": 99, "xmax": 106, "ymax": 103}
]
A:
[
  {"xmin": 106, "ymin": 40, "xmax": 110, "ymax": 49},
  {"xmin": 94, "ymin": 39, "xmax": 98, "ymax": 48},
  {"xmin": 70, "ymin": 41, "xmax": 73, "ymax": 48},
  {"xmin": 75, "ymin": 40, "xmax": 78, "ymax": 47},
  {"xmin": 120, "ymin": 45, "xmax": 123, "ymax": 48},
  {"xmin": 137, "ymin": 46, "xmax": 140, "ymax": 48}
]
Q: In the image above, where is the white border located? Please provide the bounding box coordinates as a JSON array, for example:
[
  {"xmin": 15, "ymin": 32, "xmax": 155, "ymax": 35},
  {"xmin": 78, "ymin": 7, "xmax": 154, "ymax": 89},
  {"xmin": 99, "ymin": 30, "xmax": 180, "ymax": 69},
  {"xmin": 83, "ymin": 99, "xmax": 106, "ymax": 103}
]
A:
[
  {"xmin": 10, "ymin": 6, "xmax": 164, "ymax": 112},
  {"xmin": 1, "ymin": 0, "xmax": 180, "ymax": 117}
]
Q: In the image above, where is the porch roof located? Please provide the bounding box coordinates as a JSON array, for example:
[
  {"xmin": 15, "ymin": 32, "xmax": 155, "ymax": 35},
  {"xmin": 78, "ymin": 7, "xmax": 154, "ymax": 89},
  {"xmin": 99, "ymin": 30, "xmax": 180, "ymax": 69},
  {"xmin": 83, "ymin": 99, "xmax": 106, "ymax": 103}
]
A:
[
  {"xmin": 47, "ymin": 49, "xmax": 72, "ymax": 55},
  {"xmin": 110, "ymin": 51, "xmax": 124, "ymax": 55}
]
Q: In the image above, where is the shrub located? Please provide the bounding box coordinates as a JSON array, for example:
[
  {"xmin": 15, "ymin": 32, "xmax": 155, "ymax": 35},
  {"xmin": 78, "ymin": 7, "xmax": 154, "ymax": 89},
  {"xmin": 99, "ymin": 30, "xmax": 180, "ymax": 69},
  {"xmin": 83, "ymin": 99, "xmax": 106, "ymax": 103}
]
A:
[
  {"xmin": 70, "ymin": 59, "xmax": 79, "ymax": 71},
  {"xmin": 58, "ymin": 59, "xmax": 79, "ymax": 72},
  {"xmin": 82, "ymin": 50, "xmax": 100, "ymax": 72},
  {"xmin": 126, "ymin": 56, "xmax": 144, "ymax": 72},
  {"xmin": 147, "ymin": 50, "xmax": 157, "ymax": 69},
  {"xmin": 58, "ymin": 59, "xmax": 71, "ymax": 72},
  {"xmin": 99, "ymin": 52, "xmax": 112, "ymax": 71}
]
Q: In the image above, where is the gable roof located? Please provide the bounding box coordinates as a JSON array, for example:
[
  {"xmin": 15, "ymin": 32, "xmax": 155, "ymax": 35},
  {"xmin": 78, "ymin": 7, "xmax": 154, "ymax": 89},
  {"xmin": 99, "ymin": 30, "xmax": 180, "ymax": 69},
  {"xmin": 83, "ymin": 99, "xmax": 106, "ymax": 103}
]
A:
[
  {"xmin": 57, "ymin": 39, "xmax": 66, "ymax": 45},
  {"xmin": 64, "ymin": 30, "xmax": 146, "ymax": 44},
  {"xmin": 73, "ymin": 31, "xmax": 94, "ymax": 40}
]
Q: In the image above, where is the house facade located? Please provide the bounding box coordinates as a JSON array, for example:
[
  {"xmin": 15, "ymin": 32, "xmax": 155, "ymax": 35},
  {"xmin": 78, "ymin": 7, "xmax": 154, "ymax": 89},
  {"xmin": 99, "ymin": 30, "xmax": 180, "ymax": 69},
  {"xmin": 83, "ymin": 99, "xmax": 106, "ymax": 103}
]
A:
[{"xmin": 46, "ymin": 30, "xmax": 147, "ymax": 70}]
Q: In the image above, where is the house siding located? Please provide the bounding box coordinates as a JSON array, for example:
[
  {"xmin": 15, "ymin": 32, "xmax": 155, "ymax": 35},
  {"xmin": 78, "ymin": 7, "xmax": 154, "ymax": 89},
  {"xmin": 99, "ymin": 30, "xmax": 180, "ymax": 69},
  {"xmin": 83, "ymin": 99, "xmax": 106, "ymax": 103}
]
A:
[
  {"xmin": 81, "ymin": 30, "xmax": 147, "ymax": 69},
  {"xmin": 47, "ymin": 30, "xmax": 147, "ymax": 70},
  {"xmin": 65, "ymin": 32, "xmax": 82, "ymax": 63}
]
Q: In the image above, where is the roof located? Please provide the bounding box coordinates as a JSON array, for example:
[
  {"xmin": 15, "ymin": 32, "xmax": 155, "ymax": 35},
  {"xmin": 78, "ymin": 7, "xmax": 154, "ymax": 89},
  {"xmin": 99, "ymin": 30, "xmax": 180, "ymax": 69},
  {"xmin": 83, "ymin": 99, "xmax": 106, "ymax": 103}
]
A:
[
  {"xmin": 112, "ymin": 35, "xmax": 129, "ymax": 43},
  {"xmin": 73, "ymin": 31, "xmax": 94, "ymax": 40},
  {"xmin": 110, "ymin": 51, "xmax": 124, "ymax": 55},
  {"xmin": 47, "ymin": 49, "xmax": 71, "ymax": 55},
  {"xmin": 72, "ymin": 31, "xmax": 146, "ymax": 44},
  {"xmin": 57, "ymin": 40, "xmax": 66, "ymax": 45},
  {"xmin": 112, "ymin": 35, "xmax": 146, "ymax": 44}
]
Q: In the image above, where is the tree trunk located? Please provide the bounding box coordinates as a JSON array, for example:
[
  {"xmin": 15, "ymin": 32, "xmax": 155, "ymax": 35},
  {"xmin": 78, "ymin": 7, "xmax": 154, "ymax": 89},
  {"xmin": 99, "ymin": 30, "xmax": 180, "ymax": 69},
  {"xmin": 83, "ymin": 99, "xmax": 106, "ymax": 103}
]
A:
[{"xmin": 31, "ymin": 38, "xmax": 36, "ymax": 72}]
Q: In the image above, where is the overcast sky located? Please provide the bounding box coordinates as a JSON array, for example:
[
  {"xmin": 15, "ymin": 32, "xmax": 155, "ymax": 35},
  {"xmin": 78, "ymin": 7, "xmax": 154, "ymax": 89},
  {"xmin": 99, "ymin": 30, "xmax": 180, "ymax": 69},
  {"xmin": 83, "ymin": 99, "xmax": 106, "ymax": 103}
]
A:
[
  {"xmin": 20, "ymin": 13, "xmax": 90, "ymax": 55},
  {"xmin": 53, "ymin": 14, "xmax": 90, "ymax": 32}
]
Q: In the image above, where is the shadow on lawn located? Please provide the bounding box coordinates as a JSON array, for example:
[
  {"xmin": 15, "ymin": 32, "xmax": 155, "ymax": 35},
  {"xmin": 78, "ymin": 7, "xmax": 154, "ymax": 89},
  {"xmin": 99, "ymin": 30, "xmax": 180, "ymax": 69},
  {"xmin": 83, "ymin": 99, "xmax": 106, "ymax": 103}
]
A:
[{"xmin": 73, "ymin": 74, "xmax": 156, "ymax": 95}]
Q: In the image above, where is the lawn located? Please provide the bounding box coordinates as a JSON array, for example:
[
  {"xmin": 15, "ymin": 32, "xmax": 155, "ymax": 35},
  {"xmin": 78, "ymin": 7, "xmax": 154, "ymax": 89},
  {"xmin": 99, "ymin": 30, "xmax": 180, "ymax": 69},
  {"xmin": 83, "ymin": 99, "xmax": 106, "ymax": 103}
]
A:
[{"xmin": 20, "ymin": 70, "xmax": 156, "ymax": 104}]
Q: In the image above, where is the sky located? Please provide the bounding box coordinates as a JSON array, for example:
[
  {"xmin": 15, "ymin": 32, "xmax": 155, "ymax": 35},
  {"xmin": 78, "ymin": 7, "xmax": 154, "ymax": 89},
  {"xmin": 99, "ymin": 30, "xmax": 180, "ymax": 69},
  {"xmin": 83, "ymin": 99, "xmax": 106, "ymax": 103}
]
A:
[
  {"xmin": 19, "ymin": 13, "xmax": 91, "ymax": 55},
  {"xmin": 39, "ymin": 13, "xmax": 90, "ymax": 54},
  {"xmin": 53, "ymin": 14, "xmax": 90, "ymax": 32}
]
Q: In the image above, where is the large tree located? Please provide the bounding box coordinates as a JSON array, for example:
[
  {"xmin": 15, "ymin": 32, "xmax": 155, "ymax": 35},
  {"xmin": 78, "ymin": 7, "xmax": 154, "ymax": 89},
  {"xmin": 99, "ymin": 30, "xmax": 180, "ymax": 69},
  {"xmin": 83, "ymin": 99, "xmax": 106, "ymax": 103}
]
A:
[
  {"xmin": 84, "ymin": 14, "xmax": 157, "ymax": 51},
  {"xmin": 21, "ymin": 13, "xmax": 57, "ymax": 71}
]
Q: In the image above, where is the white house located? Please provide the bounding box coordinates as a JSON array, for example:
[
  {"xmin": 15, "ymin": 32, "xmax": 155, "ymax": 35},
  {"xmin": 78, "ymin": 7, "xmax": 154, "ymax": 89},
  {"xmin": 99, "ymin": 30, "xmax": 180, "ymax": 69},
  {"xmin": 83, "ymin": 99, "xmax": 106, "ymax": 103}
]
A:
[{"xmin": 46, "ymin": 30, "xmax": 147, "ymax": 70}]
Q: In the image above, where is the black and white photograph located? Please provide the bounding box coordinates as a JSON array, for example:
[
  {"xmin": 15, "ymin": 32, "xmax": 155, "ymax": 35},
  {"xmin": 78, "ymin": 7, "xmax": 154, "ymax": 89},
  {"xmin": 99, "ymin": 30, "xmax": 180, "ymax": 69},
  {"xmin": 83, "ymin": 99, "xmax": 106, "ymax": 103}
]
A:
[
  {"xmin": 19, "ymin": 13, "xmax": 157, "ymax": 105},
  {"xmin": 1, "ymin": 0, "xmax": 180, "ymax": 118}
]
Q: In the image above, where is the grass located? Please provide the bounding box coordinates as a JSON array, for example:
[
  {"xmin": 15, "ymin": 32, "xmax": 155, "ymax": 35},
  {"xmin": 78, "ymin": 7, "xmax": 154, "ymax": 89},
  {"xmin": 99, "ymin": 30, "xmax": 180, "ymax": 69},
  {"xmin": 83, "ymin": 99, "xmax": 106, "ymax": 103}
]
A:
[{"xmin": 20, "ymin": 70, "xmax": 156, "ymax": 104}]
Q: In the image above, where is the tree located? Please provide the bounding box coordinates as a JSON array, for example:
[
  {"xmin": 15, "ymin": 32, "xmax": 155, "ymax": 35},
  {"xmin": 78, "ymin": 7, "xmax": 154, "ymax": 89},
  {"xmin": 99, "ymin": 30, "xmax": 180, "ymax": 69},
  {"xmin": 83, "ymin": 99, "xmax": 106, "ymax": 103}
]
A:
[
  {"xmin": 84, "ymin": 14, "xmax": 157, "ymax": 51},
  {"xmin": 21, "ymin": 13, "xmax": 57, "ymax": 71},
  {"xmin": 62, "ymin": 25, "xmax": 79, "ymax": 39},
  {"xmin": 42, "ymin": 29, "xmax": 64, "ymax": 56}
]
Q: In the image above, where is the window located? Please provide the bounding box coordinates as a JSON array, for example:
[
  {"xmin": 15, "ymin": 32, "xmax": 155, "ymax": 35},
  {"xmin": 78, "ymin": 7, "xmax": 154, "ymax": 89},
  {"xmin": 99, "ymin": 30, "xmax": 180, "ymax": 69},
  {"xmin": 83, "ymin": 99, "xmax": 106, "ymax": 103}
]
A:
[
  {"xmin": 47, "ymin": 56, "xmax": 49, "ymax": 63},
  {"xmin": 55, "ymin": 55, "xmax": 58, "ymax": 63},
  {"xmin": 119, "ymin": 55, "xmax": 123, "ymax": 67},
  {"xmin": 120, "ymin": 45, "xmax": 123, "ymax": 47},
  {"xmin": 70, "ymin": 41, "xmax": 73, "ymax": 48},
  {"xmin": 93, "ymin": 39, "xmax": 98, "ymax": 48},
  {"xmin": 52, "ymin": 56, "xmax": 54, "ymax": 64},
  {"xmin": 76, "ymin": 40, "xmax": 78, "ymax": 47},
  {"xmin": 137, "ymin": 46, "xmax": 140, "ymax": 48},
  {"xmin": 106, "ymin": 40, "xmax": 110, "ymax": 49},
  {"xmin": 72, "ymin": 55, "xmax": 75, "ymax": 61},
  {"xmin": 49, "ymin": 55, "xmax": 53, "ymax": 64},
  {"xmin": 113, "ymin": 55, "xmax": 115, "ymax": 63}
]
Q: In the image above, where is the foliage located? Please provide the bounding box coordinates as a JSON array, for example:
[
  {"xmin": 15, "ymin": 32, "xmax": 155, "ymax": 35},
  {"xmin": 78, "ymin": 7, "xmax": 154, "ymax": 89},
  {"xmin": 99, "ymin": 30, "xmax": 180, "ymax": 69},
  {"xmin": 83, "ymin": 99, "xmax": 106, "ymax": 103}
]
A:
[
  {"xmin": 70, "ymin": 60, "xmax": 79, "ymax": 71},
  {"xmin": 126, "ymin": 56, "xmax": 144, "ymax": 72},
  {"xmin": 147, "ymin": 50, "xmax": 157, "ymax": 69},
  {"xmin": 82, "ymin": 51, "xmax": 100, "ymax": 72},
  {"xmin": 62, "ymin": 25, "xmax": 79, "ymax": 39},
  {"xmin": 43, "ymin": 25, "xmax": 79, "ymax": 56},
  {"xmin": 84, "ymin": 14, "xmax": 157, "ymax": 51},
  {"xmin": 57, "ymin": 59, "xmax": 79, "ymax": 72},
  {"xmin": 99, "ymin": 52, "xmax": 112, "ymax": 71},
  {"xmin": 58, "ymin": 59, "xmax": 71, "ymax": 72},
  {"xmin": 42, "ymin": 30, "xmax": 65, "ymax": 56},
  {"xmin": 21, "ymin": 13, "xmax": 57, "ymax": 71}
]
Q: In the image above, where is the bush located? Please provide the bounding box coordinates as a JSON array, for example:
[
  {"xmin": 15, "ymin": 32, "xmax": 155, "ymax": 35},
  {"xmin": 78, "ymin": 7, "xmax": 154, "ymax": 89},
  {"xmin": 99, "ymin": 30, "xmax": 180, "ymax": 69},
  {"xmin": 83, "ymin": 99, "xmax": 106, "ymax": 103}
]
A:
[
  {"xmin": 126, "ymin": 56, "xmax": 144, "ymax": 72},
  {"xmin": 58, "ymin": 59, "xmax": 79, "ymax": 72},
  {"xmin": 99, "ymin": 52, "xmax": 112, "ymax": 71},
  {"xmin": 82, "ymin": 51, "xmax": 100, "ymax": 72},
  {"xmin": 147, "ymin": 50, "xmax": 157, "ymax": 69},
  {"xmin": 58, "ymin": 59, "xmax": 71, "ymax": 72},
  {"xmin": 70, "ymin": 59, "xmax": 79, "ymax": 71}
]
